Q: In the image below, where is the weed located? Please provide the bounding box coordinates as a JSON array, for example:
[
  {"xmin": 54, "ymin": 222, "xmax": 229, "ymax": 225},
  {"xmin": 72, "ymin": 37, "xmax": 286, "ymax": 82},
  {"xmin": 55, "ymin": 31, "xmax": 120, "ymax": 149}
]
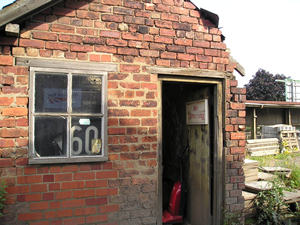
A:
[
  {"xmin": 284, "ymin": 165, "xmax": 300, "ymax": 189},
  {"xmin": 252, "ymin": 180, "xmax": 288, "ymax": 225},
  {"xmin": 0, "ymin": 180, "xmax": 7, "ymax": 217},
  {"xmin": 223, "ymin": 210, "xmax": 241, "ymax": 225}
]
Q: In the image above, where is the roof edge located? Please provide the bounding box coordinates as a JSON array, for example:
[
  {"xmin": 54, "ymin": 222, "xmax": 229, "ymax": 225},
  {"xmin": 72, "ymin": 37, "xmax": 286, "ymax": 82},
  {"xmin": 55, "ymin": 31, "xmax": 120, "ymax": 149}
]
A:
[
  {"xmin": 0, "ymin": 0, "xmax": 63, "ymax": 29},
  {"xmin": 246, "ymin": 100, "xmax": 300, "ymax": 109}
]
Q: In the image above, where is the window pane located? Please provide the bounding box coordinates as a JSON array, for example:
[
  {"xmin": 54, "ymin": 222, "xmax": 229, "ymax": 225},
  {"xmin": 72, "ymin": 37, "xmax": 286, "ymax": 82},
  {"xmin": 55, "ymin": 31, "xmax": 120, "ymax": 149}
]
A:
[
  {"xmin": 34, "ymin": 116, "xmax": 67, "ymax": 157},
  {"xmin": 71, "ymin": 117, "xmax": 102, "ymax": 156},
  {"xmin": 72, "ymin": 75, "xmax": 102, "ymax": 113},
  {"xmin": 35, "ymin": 74, "xmax": 68, "ymax": 113}
]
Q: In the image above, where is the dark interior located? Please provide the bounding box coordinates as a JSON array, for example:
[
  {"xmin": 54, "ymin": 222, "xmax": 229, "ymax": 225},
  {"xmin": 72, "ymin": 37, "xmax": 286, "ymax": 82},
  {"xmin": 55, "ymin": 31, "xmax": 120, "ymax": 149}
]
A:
[{"xmin": 162, "ymin": 81, "xmax": 215, "ymax": 224}]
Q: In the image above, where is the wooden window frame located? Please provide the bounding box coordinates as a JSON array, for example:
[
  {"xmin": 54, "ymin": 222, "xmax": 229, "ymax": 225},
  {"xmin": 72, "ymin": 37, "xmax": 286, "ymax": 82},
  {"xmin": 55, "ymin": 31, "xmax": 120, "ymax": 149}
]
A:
[{"xmin": 29, "ymin": 67, "xmax": 108, "ymax": 164}]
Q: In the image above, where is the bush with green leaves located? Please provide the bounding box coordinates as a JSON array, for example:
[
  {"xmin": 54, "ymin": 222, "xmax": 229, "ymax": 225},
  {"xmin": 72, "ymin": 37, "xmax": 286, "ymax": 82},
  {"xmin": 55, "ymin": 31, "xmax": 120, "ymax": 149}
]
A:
[
  {"xmin": 252, "ymin": 180, "xmax": 288, "ymax": 225},
  {"xmin": 0, "ymin": 180, "xmax": 7, "ymax": 217}
]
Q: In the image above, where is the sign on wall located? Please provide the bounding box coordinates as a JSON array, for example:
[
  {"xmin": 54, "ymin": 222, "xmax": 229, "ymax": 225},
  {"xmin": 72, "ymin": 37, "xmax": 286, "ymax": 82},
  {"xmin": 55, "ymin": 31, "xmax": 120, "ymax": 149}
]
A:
[{"xmin": 186, "ymin": 99, "xmax": 209, "ymax": 125}]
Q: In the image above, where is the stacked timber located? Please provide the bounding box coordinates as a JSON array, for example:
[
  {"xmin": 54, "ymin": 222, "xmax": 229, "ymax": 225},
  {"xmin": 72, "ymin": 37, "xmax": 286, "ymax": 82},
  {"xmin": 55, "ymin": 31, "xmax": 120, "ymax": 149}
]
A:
[
  {"xmin": 244, "ymin": 159, "xmax": 259, "ymax": 182},
  {"xmin": 243, "ymin": 191, "xmax": 256, "ymax": 214},
  {"xmin": 246, "ymin": 138, "xmax": 280, "ymax": 156}
]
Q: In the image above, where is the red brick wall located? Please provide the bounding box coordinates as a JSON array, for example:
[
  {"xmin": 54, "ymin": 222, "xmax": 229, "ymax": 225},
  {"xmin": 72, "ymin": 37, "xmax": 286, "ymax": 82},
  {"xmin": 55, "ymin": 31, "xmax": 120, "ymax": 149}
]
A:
[
  {"xmin": 0, "ymin": 0, "xmax": 245, "ymax": 224},
  {"xmin": 225, "ymin": 80, "xmax": 246, "ymax": 212}
]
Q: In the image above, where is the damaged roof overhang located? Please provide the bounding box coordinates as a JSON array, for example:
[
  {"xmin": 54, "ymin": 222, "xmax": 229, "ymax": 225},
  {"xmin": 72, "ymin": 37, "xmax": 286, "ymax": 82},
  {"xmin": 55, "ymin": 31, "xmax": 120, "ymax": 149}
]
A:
[
  {"xmin": 0, "ymin": 0, "xmax": 63, "ymax": 30},
  {"xmin": 199, "ymin": 8, "xmax": 219, "ymax": 27}
]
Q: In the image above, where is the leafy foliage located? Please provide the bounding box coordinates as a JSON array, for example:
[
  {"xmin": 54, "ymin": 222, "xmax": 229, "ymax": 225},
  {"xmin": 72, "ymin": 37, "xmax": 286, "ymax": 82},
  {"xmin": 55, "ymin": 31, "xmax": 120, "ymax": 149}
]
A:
[
  {"xmin": 252, "ymin": 180, "xmax": 288, "ymax": 225},
  {"xmin": 223, "ymin": 210, "xmax": 241, "ymax": 225},
  {"xmin": 245, "ymin": 69, "xmax": 287, "ymax": 101},
  {"xmin": 0, "ymin": 180, "xmax": 7, "ymax": 217}
]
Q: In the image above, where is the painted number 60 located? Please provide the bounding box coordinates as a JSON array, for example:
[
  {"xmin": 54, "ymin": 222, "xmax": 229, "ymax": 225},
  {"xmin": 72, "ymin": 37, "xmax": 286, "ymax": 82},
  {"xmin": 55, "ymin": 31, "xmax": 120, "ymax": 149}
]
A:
[{"xmin": 71, "ymin": 125, "xmax": 99, "ymax": 155}]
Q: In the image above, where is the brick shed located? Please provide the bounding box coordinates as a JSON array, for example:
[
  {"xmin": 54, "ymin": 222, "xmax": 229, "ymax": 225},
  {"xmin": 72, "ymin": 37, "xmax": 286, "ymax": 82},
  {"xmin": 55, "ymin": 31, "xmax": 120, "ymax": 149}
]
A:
[{"xmin": 0, "ymin": 0, "xmax": 246, "ymax": 224}]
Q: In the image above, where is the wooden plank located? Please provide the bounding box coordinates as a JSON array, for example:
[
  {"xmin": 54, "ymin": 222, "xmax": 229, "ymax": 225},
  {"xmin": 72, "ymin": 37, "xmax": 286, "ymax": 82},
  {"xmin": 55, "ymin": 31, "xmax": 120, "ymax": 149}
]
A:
[
  {"xmin": 147, "ymin": 66, "xmax": 227, "ymax": 79},
  {"xmin": 157, "ymin": 80, "xmax": 163, "ymax": 225},
  {"xmin": 243, "ymin": 191, "xmax": 256, "ymax": 201},
  {"xmin": 258, "ymin": 172, "xmax": 275, "ymax": 181},
  {"xmin": 229, "ymin": 56, "xmax": 245, "ymax": 76},
  {"xmin": 252, "ymin": 108, "xmax": 257, "ymax": 139},
  {"xmin": 247, "ymin": 138, "xmax": 279, "ymax": 144},
  {"xmin": 283, "ymin": 190, "xmax": 300, "ymax": 204},
  {"xmin": 244, "ymin": 159, "xmax": 259, "ymax": 164},
  {"xmin": 259, "ymin": 167, "xmax": 291, "ymax": 173},
  {"xmin": 248, "ymin": 150, "xmax": 278, "ymax": 157},
  {"xmin": 247, "ymin": 146, "xmax": 280, "ymax": 152},
  {"xmin": 0, "ymin": 0, "xmax": 63, "ymax": 29},
  {"xmin": 16, "ymin": 57, "xmax": 118, "ymax": 72},
  {"xmin": 245, "ymin": 181, "xmax": 273, "ymax": 193}
]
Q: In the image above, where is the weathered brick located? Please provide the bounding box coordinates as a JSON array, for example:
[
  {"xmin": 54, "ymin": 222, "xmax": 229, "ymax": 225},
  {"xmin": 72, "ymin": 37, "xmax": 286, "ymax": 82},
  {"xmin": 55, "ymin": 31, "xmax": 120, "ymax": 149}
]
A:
[
  {"xmin": 0, "ymin": 128, "xmax": 28, "ymax": 138},
  {"xmin": 102, "ymin": 14, "xmax": 123, "ymax": 22},
  {"xmin": 0, "ymin": 55, "xmax": 13, "ymax": 65},
  {"xmin": 124, "ymin": 0, "xmax": 144, "ymax": 9},
  {"xmin": 0, "ymin": 158, "xmax": 14, "ymax": 167},
  {"xmin": 107, "ymin": 39, "xmax": 127, "ymax": 47},
  {"xmin": 161, "ymin": 51, "xmax": 176, "ymax": 59},
  {"xmin": 51, "ymin": 24, "xmax": 74, "ymax": 33},
  {"xmin": 70, "ymin": 44, "xmax": 93, "ymax": 52},
  {"xmin": 32, "ymin": 31, "xmax": 57, "ymax": 41},
  {"xmin": 2, "ymin": 107, "xmax": 28, "ymax": 116},
  {"xmin": 0, "ymin": 97, "xmax": 13, "ymax": 106},
  {"xmin": 230, "ymin": 102, "xmax": 245, "ymax": 110},
  {"xmin": 59, "ymin": 34, "xmax": 83, "ymax": 43},
  {"xmin": 45, "ymin": 42, "xmax": 69, "ymax": 51},
  {"xmin": 117, "ymin": 47, "xmax": 138, "ymax": 56},
  {"xmin": 100, "ymin": 30, "xmax": 121, "ymax": 38},
  {"xmin": 101, "ymin": 0, "xmax": 122, "ymax": 6},
  {"xmin": 140, "ymin": 49, "xmax": 159, "ymax": 57},
  {"xmin": 120, "ymin": 64, "xmax": 140, "ymax": 72},
  {"xmin": 120, "ymin": 119, "xmax": 140, "ymax": 126},
  {"xmin": 177, "ymin": 53, "xmax": 194, "ymax": 61},
  {"xmin": 230, "ymin": 132, "xmax": 246, "ymax": 140},
  {"xmin": 77, "ymin": 10, "xmax": 99, "ymax": 19},
  {"xmin": 122, "ymin": 32, "xmax": 143, "ymax": 41}
]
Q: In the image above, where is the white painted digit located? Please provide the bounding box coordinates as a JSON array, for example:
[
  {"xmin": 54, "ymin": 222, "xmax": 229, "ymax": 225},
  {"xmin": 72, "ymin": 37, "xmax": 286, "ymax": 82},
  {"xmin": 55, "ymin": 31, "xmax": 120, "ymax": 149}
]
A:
[
  {"xmin": 85, "ymin": 125, "xmax": 98, "ymax": 154},
  {"xmin": 71, "ymin": 125, "xmax": 83, "ymax": 155}
]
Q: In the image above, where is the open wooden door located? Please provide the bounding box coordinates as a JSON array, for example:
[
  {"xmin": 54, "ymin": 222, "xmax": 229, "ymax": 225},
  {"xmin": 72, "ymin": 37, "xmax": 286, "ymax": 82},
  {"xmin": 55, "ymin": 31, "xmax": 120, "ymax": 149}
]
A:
[{"xmin": 159, "ymin": 77, "xmax": 224, "ymax": 225}]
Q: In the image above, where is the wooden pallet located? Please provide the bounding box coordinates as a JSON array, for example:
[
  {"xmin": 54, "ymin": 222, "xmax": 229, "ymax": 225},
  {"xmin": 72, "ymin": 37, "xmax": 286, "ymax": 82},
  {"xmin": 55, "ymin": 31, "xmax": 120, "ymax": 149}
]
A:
[{"xmin": 280, "ymin": 130, "xmax": 299, "ymax": 151}]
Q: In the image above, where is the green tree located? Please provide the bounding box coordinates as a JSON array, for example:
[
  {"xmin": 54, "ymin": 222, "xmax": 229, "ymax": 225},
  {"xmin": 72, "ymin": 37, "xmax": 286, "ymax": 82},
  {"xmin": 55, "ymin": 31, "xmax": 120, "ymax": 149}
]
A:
[{"xmin": 245, "ymin": 69, "xmax": 287, "ymax": 101}]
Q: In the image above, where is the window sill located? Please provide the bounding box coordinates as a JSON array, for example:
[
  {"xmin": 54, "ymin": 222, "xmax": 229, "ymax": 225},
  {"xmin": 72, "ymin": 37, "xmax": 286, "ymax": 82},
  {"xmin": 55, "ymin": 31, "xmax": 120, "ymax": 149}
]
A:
[{"xmin": 28, "ymin": 156, "xmax": 108, "ymax": 164}]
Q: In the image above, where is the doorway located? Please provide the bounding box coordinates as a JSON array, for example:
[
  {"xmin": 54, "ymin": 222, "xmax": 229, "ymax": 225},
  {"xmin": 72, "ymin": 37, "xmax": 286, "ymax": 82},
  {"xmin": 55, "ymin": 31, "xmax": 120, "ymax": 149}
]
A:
[{"xmin": 160, "ymin": 79, "xmax": 223, "ymax": 225}]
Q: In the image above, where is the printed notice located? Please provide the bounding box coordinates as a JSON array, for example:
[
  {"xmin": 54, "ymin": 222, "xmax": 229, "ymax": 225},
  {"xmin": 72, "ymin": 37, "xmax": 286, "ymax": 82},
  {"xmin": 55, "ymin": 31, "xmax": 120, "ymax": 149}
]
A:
[{"xmin": 186, "ymin": 99, "xmax": 208, "ymax": 125}]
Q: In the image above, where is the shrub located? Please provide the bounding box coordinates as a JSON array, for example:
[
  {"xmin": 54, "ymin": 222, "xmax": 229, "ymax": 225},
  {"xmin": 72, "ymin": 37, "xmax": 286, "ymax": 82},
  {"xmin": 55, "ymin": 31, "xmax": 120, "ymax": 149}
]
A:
[{"xmin": 252, "ymin": 180, "xmax": 287, "ymax": 225}]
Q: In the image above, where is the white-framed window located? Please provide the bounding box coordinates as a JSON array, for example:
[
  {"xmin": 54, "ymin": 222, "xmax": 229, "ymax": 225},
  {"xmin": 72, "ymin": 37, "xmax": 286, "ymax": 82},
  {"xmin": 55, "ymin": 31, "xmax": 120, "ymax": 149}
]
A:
[{"xmin": 29, "ymin": 67, "xmax": 108, "ymax": 164}]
